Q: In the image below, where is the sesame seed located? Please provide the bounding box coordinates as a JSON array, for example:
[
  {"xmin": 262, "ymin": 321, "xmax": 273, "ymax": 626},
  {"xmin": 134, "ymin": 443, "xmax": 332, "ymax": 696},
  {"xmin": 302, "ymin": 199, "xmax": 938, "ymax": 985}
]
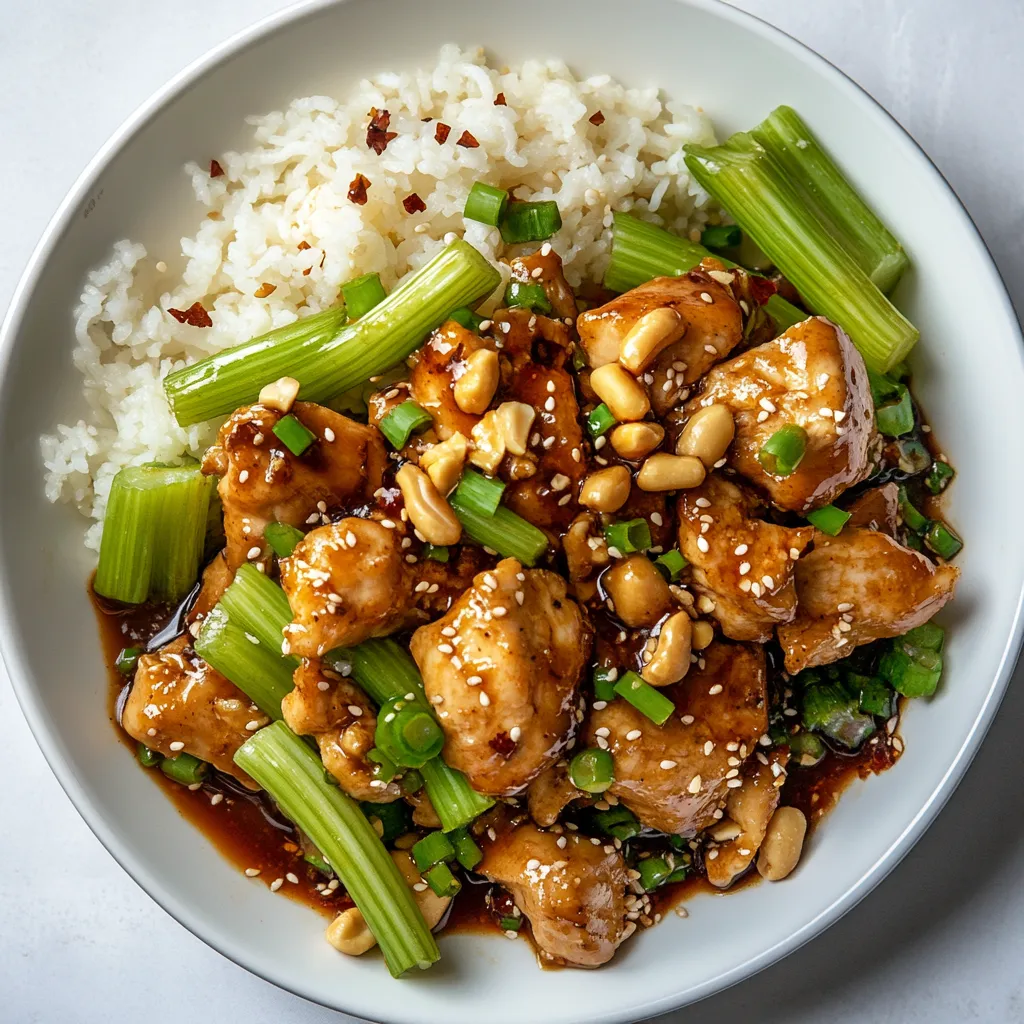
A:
[
  {"xmin": 467, "ymin": 675, "xmax": 482, "ymax": 685},
  {"xmin": 381, "ymin": 519, "xmax": 396, "ymax": 529},
  {"xmin": 169, "ymin": 741, "xmax": 185, "ymax": 752},
  {"xmin": 758, "ymin": 397, "xmax": 776, "ymax": 413},
  {"xmin": 347, "ymin": 705, "xmax": 363, "ymax": 716},
  {"xmin": 551, "ymin": 473, "xmax": 570, "ymax": 491},
  {"xmin": 544, "ymin": 396, "xmax": 556, "ymax": 412},
  {"xmin": 725, "ymin": 769, "xmax": 739, "ymax": 779},
  {"xmin": 415, "ymin": 581, "xmax": 430, "ymax": 593},
  {"xmin": 651, "ymin": 512, "xmax": 664, "ymax": 527},
  {"xmin": 515, "ymin": 590, "xmax": 525, "ymax": 605},
  {"xmin": 238, "ymin": 469, "xmax": 250, "ymax": 484},
  {"xmin": 681, "ymin": 714, "xmax": 695, "ymax": 725},
  {"xmin": 761, "ymin": 575, "xmax": 775, "ymax": 589},
  {"xmin": 703, "ymin": 344, "xmax": 717, "ymax": 354},
  {"xmin": 726, "ymin": 778, "xmax": 743, "ymax": 789},
  {"xmin": 756, "ymin": 410, "xmax": 770, "ymax": 423},
  {"xmin": 700, "ymin": 292, "xmax": 714, "ymax": 304},
  {"xmin": 270, "ymin": 878, "xmax": 284, "ymax": 892},
  {"xmin": 790, "ymin": 547, "xmax": 802, "ymax": 560},
  {"xmin": 245, "ymin": 868, "xmax": 261, "ymax": 877},
  {"xmin": 738, "ymin": 561, "xmax": 750, "ymax": 576},
  {"xmin": 324, "ymin": 427, "xmax": 335, "ymax": 442},
  {"xmin": 245, "ymin": 720, "xmax": 261, "ymax": 731},
  {"xmin": 695, "ymin": 497, "xmax": 710, "ymax": 508},
  {"xmin": 708, "ymin": 684, "xmax": 723, "ymax": 695},
  {"xmin": 696, "ymin": 536, "xmax": 709, "ymax": 553},
  {"xmin": 595, "ymin": 727, "xmax": 611, "ymax": 738},
  {"xmin": 510, "ymin": 726, "xmax": 521, "ymax": 742},
  {"xmin": 556, "ymin": 835, "xmax": 567, "ymax": 849},
  {"xmin": 286, "ymin": 872, "xmax": 299, "ymax": 884},
  {"xmin": 493, "ymin": 606, "xmax": 508, "ymax": 617},
  {"xmin": 345, "ymin": 530, "xmax": 357, "ymax": 547},
  {"xmin": 595, "ymin": 435, "xmax": 607, "ymax": 450},
  {"xmin": 704, "ymin": 740, "xmax": 714, "ymax": 755},
  {"xmin": 687, "ymin": 775, "xmax": 702, "ymax": 794},
  {"xmin": 479, "ymin": 692, "xmax": 490, "ymax": 706},
  {"xmin": 660, "ymin": 759, "xmax": 677, "ymax": 770},
  {"xmin": 246, "ymin": 545, "xmax": 261, "ymax": 560},
  {"xmin": 819, "ymin": 407, "xmax": 833, "ymax": 418},
  {"xmin": 837, "ymin": 602, "xmax": 854, "ymax": 612}
]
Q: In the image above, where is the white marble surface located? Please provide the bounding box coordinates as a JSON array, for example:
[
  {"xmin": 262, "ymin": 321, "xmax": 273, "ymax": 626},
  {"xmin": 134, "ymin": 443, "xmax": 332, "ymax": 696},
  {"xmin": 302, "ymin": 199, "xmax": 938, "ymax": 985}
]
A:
[{"xmin": 1, "ymin": 1, "xmax": 1022, "ymax": 1021}]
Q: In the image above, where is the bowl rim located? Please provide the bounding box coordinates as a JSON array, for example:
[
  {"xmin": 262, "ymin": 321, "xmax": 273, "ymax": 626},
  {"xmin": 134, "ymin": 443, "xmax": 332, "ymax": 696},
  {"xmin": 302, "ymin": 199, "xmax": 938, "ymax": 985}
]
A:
[{"xmin": 1, "ymin": 0, "xmax": 1022, "ymax": 1019}]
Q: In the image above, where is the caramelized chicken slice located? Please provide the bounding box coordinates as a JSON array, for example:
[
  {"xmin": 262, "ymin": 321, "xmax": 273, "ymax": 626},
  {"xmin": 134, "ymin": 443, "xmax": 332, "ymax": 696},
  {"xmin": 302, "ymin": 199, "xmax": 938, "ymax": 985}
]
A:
[
  {"xmin": 479, "ymin": 823, "xmax": 630, "ymax": 967},
  {"xmin": 121, "ymin": 636, "xmax": 263, "ymax": 789},
  {"xmin": 587, "ymin": 642, "xmax": 768, "ymax": 834},
  {"xmin": 527, "ymin": 761, "xmax": 581, "ymax": 827},
  {"xmin": 508, "ymin": 249, "xmax": 579, "ymax": 323},
  {"xmin": 778, "ymin": 516, "xmax": 959, "ymax": 674},
  {"xmin": 705, "ymin": 749, "xmax": 788, "ymax": 888},
  {"xmin": 282, "ymin": 659, "xmax": 400, "ymax": 802},
  {"xmin": 845, "ymin": 482, "xmax": 900, "ymax": 533},
  {"xmin": 187, "ymin": 552, "xmax": 233, "ymax": 624},
  {"xmin": 687, "ymin": 317, "xmax": 874, "ymax": 512},
  {"xmin": 410, "ymin": 558, "xmax": 591, "ymax": 796},
  {"xmin": 578, "ymin": 267, "xmax": 743, "ymax": 414},
  {"xmin": 202, "ymin": 402, "xmax": 385, "ymax": 570},
  {"xmin": 678, "ymin": 476, "xmax": 813, "ymax": 643}
]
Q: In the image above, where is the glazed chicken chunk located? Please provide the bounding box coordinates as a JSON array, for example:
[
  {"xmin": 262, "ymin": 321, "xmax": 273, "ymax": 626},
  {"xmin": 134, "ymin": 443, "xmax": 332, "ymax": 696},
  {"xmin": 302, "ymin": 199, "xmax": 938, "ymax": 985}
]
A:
[
  {"xmin": 410, "ymin": 558, "xmax": 591, "ymax": 796},
  {"xmin": 678, "ymin": 476, "xmax": 814, "ymax": 643},
  {"xmin": 121, "ymin": 636, "xmax": 264, "ymax": 789},
  {"xmin": 778, "ymin": 486, "xmax": 959, "ymax": 673},
  {"xmin": 479, "ymin": 823, "xmax": 630, "ymax": 967},
  {"xmin": 686, "ymin": 317, "xmax": 875, "ymax": 512},
  {"xmin": 202, "ymin": 402, "xmax": 385, "ymax": 569},
  {"xmin": 586, "ymin": 642, "xmax": 768, "ymax": 835}
]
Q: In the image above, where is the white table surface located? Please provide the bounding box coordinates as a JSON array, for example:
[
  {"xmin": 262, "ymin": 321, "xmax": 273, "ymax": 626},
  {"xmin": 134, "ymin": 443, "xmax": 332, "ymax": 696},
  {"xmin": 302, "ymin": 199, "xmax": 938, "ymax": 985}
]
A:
[{"xmin": 2, "ymin": 1, "xmax": 1021, "ymax": 1021}]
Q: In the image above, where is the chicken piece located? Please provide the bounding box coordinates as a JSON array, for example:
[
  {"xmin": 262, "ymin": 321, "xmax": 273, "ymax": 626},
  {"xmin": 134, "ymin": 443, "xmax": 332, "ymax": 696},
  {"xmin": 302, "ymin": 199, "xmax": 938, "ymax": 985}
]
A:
[
  {"xmin": 202, "ymin": 402, "xmax": 385, "ymax": 570},
  {"xmin": 527, "ymin": 761, "xmax": 581, "ymax": 827},
  {"xmin": 282, "ymin": 658, "xmax": 400, "ymax": 802},
  {"xmin": 678, "ymin": 476, "xmax": 813, "ymax": 642},
  {"xmin": 586, "ymin": 642, "xmax": 768, "ymax": 834},
  {"xmin": 410, "ymin": 558, "xmax": 591, "ymax": 796},
  {"xmin": 121, "ymin": 636, "xmax": 263, "ymax": 789},
  {"xmin": 577, "ymin": 267, "xmax": 743, "ymax": 414},
  {"xmin": 705, "ymin": 748, "xmax": 788, "ymax": 888},
  {"xmin": 479, "ymin": 824, "xmax": 630, "ymax": 967},
  {"xmin": 778, "ymin": 502, "xmax": 959, "ymax": 674},
  {"xmin": 845, "ymin": 482, "xmax": 900, "ymax": 533},
  {"xmin": 508, "ymin": 249, "xmax": 579, "ymax": 323},
  {"xmin": 686, "ymin": 317, "xmax": 874, "ymax": 512},
  {"xmin": 187, "ymin": 552, "xmax": 233, "ymax": 624}
]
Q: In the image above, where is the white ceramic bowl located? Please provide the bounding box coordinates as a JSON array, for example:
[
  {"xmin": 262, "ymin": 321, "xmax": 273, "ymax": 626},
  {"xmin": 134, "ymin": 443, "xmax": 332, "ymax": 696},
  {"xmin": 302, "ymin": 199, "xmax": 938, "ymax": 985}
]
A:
[{"xmin": 1, "ymin": 1, "xmax": 1022, "ymax": 1021}]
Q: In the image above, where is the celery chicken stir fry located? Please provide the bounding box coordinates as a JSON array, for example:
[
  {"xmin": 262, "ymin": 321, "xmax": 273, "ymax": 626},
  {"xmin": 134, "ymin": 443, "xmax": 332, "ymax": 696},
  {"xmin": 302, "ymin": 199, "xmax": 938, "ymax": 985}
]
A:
[{"xmin": 95, "ymin": 107, "xmax": 960, "ymax": 975}]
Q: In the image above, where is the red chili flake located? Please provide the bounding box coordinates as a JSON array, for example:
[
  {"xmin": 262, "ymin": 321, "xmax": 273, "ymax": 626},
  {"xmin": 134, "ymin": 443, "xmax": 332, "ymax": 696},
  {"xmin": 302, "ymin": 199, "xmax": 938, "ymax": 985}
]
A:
[
  {"xmin": 297, "ymin": 241, "xmax": 312, "ymax": 251},
  {"xmin": 589, "ymin": 110, "xmax": 606, "ymax": 126},
  {"xmin": 434, "ymin": 122, "xmax": 452, "ymax": 145},
  {"xmin": 748, "ymin": 275, "xmax": 779, "ymax": 306},
  {"xmin": 167, "ymin": 302, "xmax": 212, "ymax": 328},
  {"xmin": 302, "ymin": 268, "xmax": 312, "ymax": 277},
  {"xmin": 421, "ymin": 116, "xmax": 434, "ymax": 123},
  {"xmin": 366, "ymin": 107, "xmax": 398, "ymax": 155},
  {"xmin": 489, "ymin": 731, "xmax": 516, "ymax": 758},
  {"xmin": 403, "ymin": 193, "xmax": 427, "ymax": 215},
  {"xmin": 494, "ymin": 92, "xmax": 507, "ymax": 106},
  {"xmin": 456, "ymin": 130, "xmax": 479, "ymax": 149},
  {"xmin": 209, "ymin": 159, "xmax": 225, "ymax": 177},
  {"xmin": 347, "ymin": 174, "xmax": 371, "ymax": 205}
]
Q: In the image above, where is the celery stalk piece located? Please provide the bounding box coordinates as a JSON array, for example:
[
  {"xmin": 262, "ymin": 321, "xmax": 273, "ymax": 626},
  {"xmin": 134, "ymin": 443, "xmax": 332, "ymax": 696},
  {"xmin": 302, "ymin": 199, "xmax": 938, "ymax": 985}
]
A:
[
  {"xmin": 94, "ymin": 463, "xmax": 215, "ymax": 604},
  {"xmin": 164, "ymin": 241, "xmax": 501, "ymax": 427},
  {"xmin": 684, "ymin": 138, "xmax": 919, "ymax": 372},
  {"xmin": 750, "ymin": 106, "xmax": 909, "ymax": 294},
  {"xmin": 235, "ymin": 723, "xmax": 440, "ymax": 977},
  {"xmin": 448, "ymin": 497, "xmax": 550, "ymax": 567},
  {"xmin": 604, "ymin": 213, "xmax": 806, "ymax": 334},
  {"xmin": 217, "ymin": 563, "xmax": 295, "ymax": 655}
]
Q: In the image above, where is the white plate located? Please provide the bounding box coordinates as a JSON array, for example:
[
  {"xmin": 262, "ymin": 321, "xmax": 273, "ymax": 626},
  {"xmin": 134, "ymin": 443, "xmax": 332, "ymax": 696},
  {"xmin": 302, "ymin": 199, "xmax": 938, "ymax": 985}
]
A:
[{"xmin": 1, "ymin": 1, "xmax": 1021, "ymax": 1021}]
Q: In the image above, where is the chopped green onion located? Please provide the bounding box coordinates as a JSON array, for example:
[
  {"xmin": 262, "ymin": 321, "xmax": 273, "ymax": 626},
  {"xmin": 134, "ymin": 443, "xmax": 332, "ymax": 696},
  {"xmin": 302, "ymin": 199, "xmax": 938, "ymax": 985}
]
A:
[
  {"xmin": 786, "ymin": 731, "xmax": 826, "ymax": 767},
  {"xmin": 924, "ymin": 520, "xmax": 962, "ymax": 560},
  {"xmin": 164, "ymin": 241, "xmax": 501, "ymax": 427},
  {"xmin": 136, "ymin": 743, "xmax": 162, "ymax": 768},
  {"xmin": 264, "ymin": 522, "xmax": 305, "ymax": 558},
  {"xmin": 654, "ymin": 550, "xmax": 687, "ymax": 582},
  {"xmin": 367, "ymin": 747, "xmax": 398, "ymax": 783},
  {"xmin": 613, "ymin": 671, "xmax": 675, "ymax": 726},
  {"xmin": 449, "ymin": 306, "xmax": 484, "ymax": 332},
  {"xmin": 499, "ymin": 201, "xmax": 562, "ymax": 244},
  {"xmin": 897, "ymin": 486, "xmax": 929, "ymax": 533},
  {"xmin": 592, "ymin": 805, "xmax": 641, "ymax": 841},
  {"xmin": 412, "ymin": 831, "xmax": 456, "ymax": 871},
  {"xmin": 379, "ymin": 401, "xmax": 433, "ymax": 449},
  {"xmin": 361, "ymin": 800, "xmax": 412, "ymax": 845},
  {"xmin": 925, "ymin": 460, "xmax": 955, "ymax": 495},
  {"xmin": 801, "ymin": 682, "xmax": 875, "ymax": 749},
  {"xmin": 875, "ymin": 385, "xmax": 915, "ymax": 437},
  {"xmin": 272, "ymin": 414, "xmax": 317, "ymax": 456},
  {"xmin": 450, "ymin": 496, "xmax": 549, "ymax": 566},
  {"xmin": 879, "ymin": 644, "xmax": 942, "ymax": 699},
  {"xmin": 605, "ymin": 519, "xmax": 652, "ymax": 555},
  {"xmin": 303, "ymin": 849, "xmax": 334, "ymax": 876},
  {"xmin": 448, "ymin": 827, "xmax": 483, "ymax": 871},
  {"xmin": 498, "ymin": 915, "xmax": 522, "ymax": 932},
  {"xmin": 504, "ymin": 280, "xmax": 553, "ymax": 313},
  {"xmin": 850, "ymin": 673, "xmax": 896, "ymax": 718},
  {"xmin": 700, "ymin": 224, "xmax": 742, "ymax": 250},
  {"xmin": 757, "ymin": 424, "xmax": 808, "ymax": 477},
  {"xmin": 423, "ymin": 544, "xmax": 450, "ymax": 563},
  {"xmin": 375, "ymin": 695, "xmax": 446, "ymax": 769},
  {"xmin": 569, "ymin": 747, "xmax": 615, "ymax": 794},
  {"xmin": 116, "ymin": 646, "xmax": 143, "ymax": 676},
  {"xmin": 586, "ymin": 403, "xmax": 617, "ymax": 438},
  {"xmin": 235, "ymin": 722, "xmax": 439, "ymax": 976},
  {"xmin": 425, "ymin": 861, "xmax": 462, "ymax": 898},
  {"xmin": 341, "ymin": 272, "xmax": 387, "ymax": 320},
  {"xmin": 684, "ymin": 137, "xmax": 919, "ymax": 372},
  {"xmin": 637, "ymin": 855, "xmax": 673, "ymax": 892},
  {"xmin": 160, "ymin": 752, "xmax": 208, "ymax": 786},
  {"xmin": 896, "ymin": 438, "xmax": 930, "ymax": 475},
  {"xmin": 805, "ymin": 505, "xmax": 851, "ymax": 536},
  {"xmin": 94, "ymin": 464, "xmax": 215, "ymax": 605},
  {"xmin": 401, "ymin": 769, "xmax": 424, "ymax": 795},
  {"xmin": 452, "ymin": 469, "xmax": 507, "ymax": 518},
  {"xmin": 750, "ymin": 106, "xmax": 909, "ymax": 293},
  {"xmin": 571, "ymin": 345, "xmax": 588, "ymax": 371},
  {"xmin": 464, "ymin": 181, "xmax": 509, "ymax": 227},
  {"xmin": 593, "ymin": 667, "xmax": 619, "ymax": 703},
  {"xmin": 903, "ymin": 622, "xmax": 944, "ymax": 651}
]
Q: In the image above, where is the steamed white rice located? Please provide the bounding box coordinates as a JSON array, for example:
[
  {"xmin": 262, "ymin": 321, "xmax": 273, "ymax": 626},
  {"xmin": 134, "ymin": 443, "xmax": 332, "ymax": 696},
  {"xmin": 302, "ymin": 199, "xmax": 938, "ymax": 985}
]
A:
[{"xmin": 40, "ymin": 44, "xmax": 716, "ymax": 550}]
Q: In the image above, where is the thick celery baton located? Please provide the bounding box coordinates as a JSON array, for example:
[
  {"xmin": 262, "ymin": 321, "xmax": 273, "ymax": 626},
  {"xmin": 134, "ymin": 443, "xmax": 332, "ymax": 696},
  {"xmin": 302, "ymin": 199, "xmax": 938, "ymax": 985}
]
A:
[
  {"xmin": 164, "ymin": 240, "xmax": 501, "ymax": 427},
  {"xmin": 234, "ymin": 723, "xmax": 440, "ymax": 976}
]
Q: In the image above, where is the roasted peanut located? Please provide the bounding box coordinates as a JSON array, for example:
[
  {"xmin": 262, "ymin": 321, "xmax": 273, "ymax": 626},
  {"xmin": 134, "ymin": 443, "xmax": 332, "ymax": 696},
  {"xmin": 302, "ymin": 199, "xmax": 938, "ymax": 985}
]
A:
[
  {"xmin": 469, "ymin": 410, "xmax": 506, "ymax": 473},
  {"xmin": 637, "ymin": 453, "xmax": 706, "ymax": 492},
  {"xmin": 579, "ymin": 465, "xmax": 632, "ymax": 513},
  {"xmin": 259, "ymin": 376, "xmax": 300, "ymax": 413},
  {"xmin": 641, "ymin": 611, "xmax": 692, "ymax": 686},
  {"xmin": 419, "ymin": 431, "xmax": 468, "ymax": 495},
  {"xmin": 564, "ymin": 513, "xmax": 610, "ymax": 581},
  {"xmin": 676, "ymin": 404, "xmax": 735, "ymax": 467},
  {"xmin": 691, "ymin": 619, "xmax": 715, "ymax": 651},
  {"xmin": 610, "ymin": 422, "xmax": 665, "ymax": 461},
  {"xmin": 325, "ymin": 907, "xmax": 377, "ymax": 956},
  {"xmin": 495, "ymin": 401, "xmax": 536, "ymax": 455},
  {"xmin": 618, "ymin": 307, "xmax": 685, "ymax": 374},
  {"xmin": 603, "ymin": 554, "xmax": 673, "ymax": 627},
  {"xmin": 757, "ymin": 806, "xmax": 807, "ymax": 881},
  {"xmin": 395, "ymin": 463, "xmax": 462, "ymax": 545},
  {"xmin": 589, "ymin": 363, "xmax": 651, "ymax": 422},
  {"xmin": 453, "ymin": 348, "xmax": 499, "ymax": 414}
]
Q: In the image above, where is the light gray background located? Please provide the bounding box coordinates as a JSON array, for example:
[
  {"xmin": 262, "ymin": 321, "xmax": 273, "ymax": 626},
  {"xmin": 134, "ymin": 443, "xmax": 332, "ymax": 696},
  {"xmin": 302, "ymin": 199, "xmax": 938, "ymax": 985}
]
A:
[{"xmin": 1, "ymin": 1, "xmax": 1021, "ymax": 1021}]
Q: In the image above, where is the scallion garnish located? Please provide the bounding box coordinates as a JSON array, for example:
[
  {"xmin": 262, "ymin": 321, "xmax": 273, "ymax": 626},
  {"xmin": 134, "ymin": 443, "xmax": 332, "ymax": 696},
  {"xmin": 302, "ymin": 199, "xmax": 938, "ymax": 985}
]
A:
[
  {"xmin": 379, "ymin": 401, "xmax": 433, "ymax": 449},
  {"xmin": 897, "ymin": 486, "xmax": 929, "ymax": 534},
  {"xmin": 593, "ymin": 667, "xmax": 619, "ymax": 703},
  {"xmin": 757, "ymin": 424, "xmax": 808, "ymax": 477},
  {"xmin": 504, "ymin": 280, "xmax": 553, "ymax": 313},
  {"xmin": 452, "ymin": 468, "xmax": 506, "ymax": 517},
  {"xmin": 498, "ymin": 915, "xmax": 522, "ymax": 932},
  {"xmin": 136, "ymin": 743, "xmax": 162, "ymax": 768},
  {"xmin": 700, "ymin": 224, "xmax": 741, "ymax": 250},
  {"xmin": 341, "ymin": 272, "xmax": 387, "ymax": 319},
  {"xmin": 360, "ymin": 799, "xmax": 412, "ymax": 845},
  {"xmin": 875, "ymin": 386, "xmax": 914, "ymax": 437},
  {"xmin": 592, "ymin": 805, "xmax": 641, "ymax": 841},
  {"xmin": 449, "ymin": 827, "xmax": 483, "ymax": 871},
  {"xmin": 160, "ymin": 752, "xmax": 208, "ymax": 786},
  {"xmin": 800, "ymin": 682, "xmax": 875, "ymax": 749},
  {"xmin": 586, "ymin": 403, "xmax": 617, "ymax": 438},
  {"xmin": 425, "ymin": 861, "xmax": 462, "ymax": 898},
  {"xmin": 925, "ymin": 460, "xmax": 955, "ymax": 495},
  {"xmin": 924, "ymin": 520, "xmax": 962, "ymax": 560},
  {"xmin": 805, "ymin": 505, "xmax": 851, "ymax": 536},
  {"xmin": 374, "ymin": 695, "xmax": 446, "ymax": 769},
  {"xmin": 604, "ymin": 519, "xmax": 652, "ymax": 554},
  {"xmin": 464, "ymin": 181, "xmax": 509, "ymax": 227},
  {"xmin": 272, "ymin": 413, "xmax": 316, "ymax": 456},
  {"xmin": 116, "ymin": 646, "xmax": 143, "ymax": 676},
  {"xmin": 568, "ymin": 747, "xmax": 615, "ymax": 794},
  {"xmin": 412, "ymin": 831, "xmax": 456, "ymax": 871},
  {"xmin": 449, "ymin": 306, "xmax": 485, "ymax": 332},
  {"xmin": 264, "ymin": 522, "xmax": 305, "ymax": 557},
  {"xmin": 499, "ymin": 200, "xmax": 562, "ymax": 244},
  {"xmin": 637, "ymin": 855, "xmax": 673, "ymax": 892},
  {"xmin": 613, "ymin": 671, "xmax": 675, "ymax": 726},
  {"xmin": 653, "ymin": 550, "xmax": 687, "ymax": 581},
  {"xmin": 423, "ymin": 543, "xmax": 450, "ymax": 563}
]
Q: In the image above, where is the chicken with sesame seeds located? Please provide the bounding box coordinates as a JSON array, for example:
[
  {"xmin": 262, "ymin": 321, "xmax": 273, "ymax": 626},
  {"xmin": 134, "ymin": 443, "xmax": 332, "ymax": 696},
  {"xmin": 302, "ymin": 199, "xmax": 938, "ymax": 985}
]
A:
[
  {"xmin": 686, "ymin": 317, "xmax": 875, "ymax": 513},
  {"xmin": 678, "ymin": 475, "xmax": 814, "ymax": 643},
  {"xmin": 201, "ymin": 401, "xmax": 386, "ymax": 570},
  {"xmin": 507, "ymin": 248, "xmax": 579, "ymax": 323},
  {"xmin": 121, "ymin": 636, "xmax": 263, "ymax": 789},
  {"xmin": 586, "ymin": 642, "xmax": 768, "ymax": 835},
  {"xmin": 527, "ymin": 761, "xmax": 582, "ymax": 827},
  {"xmin": 479, "ymin": 823, "xmax": 630, "ymax": 967},
  {"xmin": 409, "ymin": 558, "xmax": 592, "ymax": 796},
  {"xmin": 778, "ymin": 486, "xmax": 959, "ymax": 673}
]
